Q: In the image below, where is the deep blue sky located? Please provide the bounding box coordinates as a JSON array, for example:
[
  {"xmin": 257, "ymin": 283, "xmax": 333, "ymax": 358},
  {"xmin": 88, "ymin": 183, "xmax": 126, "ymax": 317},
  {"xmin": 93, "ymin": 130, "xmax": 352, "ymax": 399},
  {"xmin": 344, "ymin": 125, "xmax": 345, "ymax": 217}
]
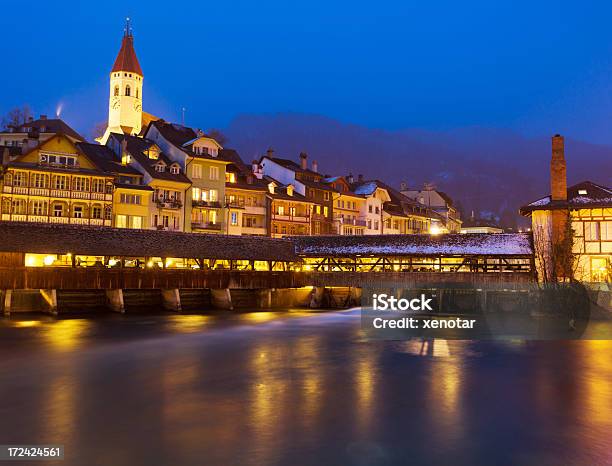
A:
[{"xmin": 3, "ymin": 0, "xmax": 612, "ymax": 143}]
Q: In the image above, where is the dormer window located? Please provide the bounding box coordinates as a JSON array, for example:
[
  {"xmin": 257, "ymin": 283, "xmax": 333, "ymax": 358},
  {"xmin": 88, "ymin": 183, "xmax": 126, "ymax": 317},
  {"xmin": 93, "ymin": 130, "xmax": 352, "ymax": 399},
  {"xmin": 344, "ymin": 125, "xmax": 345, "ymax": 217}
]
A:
[
  {"xmin": 226, "ymin": 172, "xmax": 236, "ymax": 183},
  {"xmin": 578, "ymin": 189, "xmax": 588, "ymax": 195},
  {"xmin": 121, "ymin": 154, "xmax": 131, "ymax": 165},
  {"xmin": 287, "ymin": 185, "xmax": 294, "ymax": 197},
  {"xmin": 146, "ymin": 148, "xmax": 159, "ymax": 160},
  {"xmin": 268, "ymin": 183, "xmax": 276, "ymax": 194},
  {"xmin": 155, "ymin": 164, "xmax": 166, "ymax": 173},
  {"xmin": 170, "ymin": 165, "xmax": 180, "ymax": 174}
]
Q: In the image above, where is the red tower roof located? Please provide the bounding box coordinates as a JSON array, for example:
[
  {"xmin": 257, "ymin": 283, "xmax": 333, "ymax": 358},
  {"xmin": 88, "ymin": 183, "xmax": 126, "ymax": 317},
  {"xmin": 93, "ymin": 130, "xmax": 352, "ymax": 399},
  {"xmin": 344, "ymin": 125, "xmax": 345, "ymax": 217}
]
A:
[{"xmin": 111, "ymin": 28, "xmax": 143, "ymax": 76}]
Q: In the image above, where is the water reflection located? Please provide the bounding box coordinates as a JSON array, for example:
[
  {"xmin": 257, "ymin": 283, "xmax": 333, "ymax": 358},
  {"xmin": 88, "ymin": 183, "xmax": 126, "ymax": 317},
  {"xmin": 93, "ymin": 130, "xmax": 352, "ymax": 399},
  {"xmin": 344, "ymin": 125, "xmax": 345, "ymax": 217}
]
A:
[{"xmin": 0, "ymin": 312, "xmax": 611, "ymax": 466}]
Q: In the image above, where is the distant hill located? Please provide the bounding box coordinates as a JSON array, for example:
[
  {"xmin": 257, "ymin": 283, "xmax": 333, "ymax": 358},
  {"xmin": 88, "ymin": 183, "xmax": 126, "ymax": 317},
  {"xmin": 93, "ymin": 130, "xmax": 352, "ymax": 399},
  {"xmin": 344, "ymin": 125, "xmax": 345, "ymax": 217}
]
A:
[{"xmin": 223, "ymin": 113, "xmax": 612, "ymax": 228}]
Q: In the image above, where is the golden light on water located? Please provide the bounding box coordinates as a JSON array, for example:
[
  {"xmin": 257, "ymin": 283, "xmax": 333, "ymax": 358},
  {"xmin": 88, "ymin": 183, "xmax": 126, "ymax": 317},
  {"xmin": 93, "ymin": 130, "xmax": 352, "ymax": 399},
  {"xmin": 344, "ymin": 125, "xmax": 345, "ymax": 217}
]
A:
[{"xmin": 43, "ymin": 320, "xmax": 91, "ymax": 351}]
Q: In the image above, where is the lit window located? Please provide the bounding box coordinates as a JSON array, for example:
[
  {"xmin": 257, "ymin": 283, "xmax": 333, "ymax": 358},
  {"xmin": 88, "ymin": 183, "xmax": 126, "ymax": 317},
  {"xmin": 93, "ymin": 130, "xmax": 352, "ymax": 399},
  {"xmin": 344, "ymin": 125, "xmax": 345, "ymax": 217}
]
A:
[
  {"xmin": 209, "ymin": 166, "xmax": 219, "ymax": 180},
  {"xmin": 73, "ymin": 206, "xmax": 83, "ymax": 218},
  {"xmin": 170, "ymin": 166, "xmax": 180, "ymax": 174},
  {"xmin": 116, "ymin": 214, "xmax": 127, "ymax": 228},
  {"xmin": 192, "ymin": 165, "xmax": 202, "ymax": 179},
  {"xmin": 578, "ymin": 189, "xmax": 588, "ymax": 195}
]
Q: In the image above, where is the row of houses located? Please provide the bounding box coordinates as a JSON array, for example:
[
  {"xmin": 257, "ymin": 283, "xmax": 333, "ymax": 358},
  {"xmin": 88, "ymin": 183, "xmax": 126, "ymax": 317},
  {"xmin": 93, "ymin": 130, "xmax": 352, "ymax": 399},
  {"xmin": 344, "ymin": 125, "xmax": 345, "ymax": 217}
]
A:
[
  {"xmin": 0, "ymin": 117, "xmax": 449, "ymax": 237},
  {"xmin": 0, "ymin": 23, "xmax": 459, "ymax": 238}
]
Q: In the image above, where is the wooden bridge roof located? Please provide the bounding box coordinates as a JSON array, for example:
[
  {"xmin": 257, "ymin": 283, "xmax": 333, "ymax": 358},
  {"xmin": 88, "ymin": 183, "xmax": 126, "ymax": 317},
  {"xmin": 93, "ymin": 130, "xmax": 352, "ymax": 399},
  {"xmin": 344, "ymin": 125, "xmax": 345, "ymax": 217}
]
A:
[
  {"xmin": 0, "ymin": 223, "xmax": 297, "ymax": 262},
  {"xmin": 293, "ymin": 233, "xmax": 534, "ymax": 257}
]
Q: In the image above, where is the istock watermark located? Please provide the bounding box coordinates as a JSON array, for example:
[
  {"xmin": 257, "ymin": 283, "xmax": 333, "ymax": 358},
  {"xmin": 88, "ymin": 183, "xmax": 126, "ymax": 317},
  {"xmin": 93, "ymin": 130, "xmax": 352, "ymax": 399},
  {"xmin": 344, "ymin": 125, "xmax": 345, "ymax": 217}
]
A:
[{"xmin": 360, "ymin": 283, "xmax": 600, "ymax": 340}]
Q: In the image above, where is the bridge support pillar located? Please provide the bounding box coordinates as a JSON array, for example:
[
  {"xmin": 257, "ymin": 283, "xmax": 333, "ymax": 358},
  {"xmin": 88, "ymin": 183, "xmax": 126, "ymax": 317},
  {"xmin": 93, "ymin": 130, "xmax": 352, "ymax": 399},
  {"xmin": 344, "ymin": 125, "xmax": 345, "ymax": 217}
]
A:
[
  {"xmin": 2, "ymin": 290, "xmax": 10, "ymax": 317},
  {"xmin": 310, "ymin": 286, "xmax": 326, "ymax": 309},
  {"xmin": 479, "ymin": 290, "xmax": 488, "ymax": 313},
  {"xmin": 211, "ymin": 289, "xmax": 233, "ymax": 310},
  {"xmin": 257, "ymin": 289, "xmax": 272, "ymax": 309},
  {"xmin": 39, "ymin": 289, "xmax": 58, "ymax": 315},
  {"xmin": 106, "ymin": 289, "xmax": 125, "ymax": 313},
  {"xmin": 161, "ymin": 289, "xmax": 182, "ymax": 312},
  {"xmin": 349, "ymin": 287, "xmax": 362, "ymax": 307}
]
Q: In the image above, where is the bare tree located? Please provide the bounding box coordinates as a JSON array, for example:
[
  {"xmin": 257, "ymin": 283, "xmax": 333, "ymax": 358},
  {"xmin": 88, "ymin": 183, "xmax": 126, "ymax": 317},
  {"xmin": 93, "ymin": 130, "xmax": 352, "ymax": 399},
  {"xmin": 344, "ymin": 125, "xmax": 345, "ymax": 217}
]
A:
[
  {"xmin": 1, "ymin": 105, "xmax": 32, "ymax": 129},
  {"xmin": 207, "ymin": 128, "xmax": 228, "ymax": 146},
  {"xmin": 532, "ymin": 211, "xmax": 578, "ymax": 283},
  {"xmin": 91, "ymin": 122, "xmax": 107, "ymax": 141}
]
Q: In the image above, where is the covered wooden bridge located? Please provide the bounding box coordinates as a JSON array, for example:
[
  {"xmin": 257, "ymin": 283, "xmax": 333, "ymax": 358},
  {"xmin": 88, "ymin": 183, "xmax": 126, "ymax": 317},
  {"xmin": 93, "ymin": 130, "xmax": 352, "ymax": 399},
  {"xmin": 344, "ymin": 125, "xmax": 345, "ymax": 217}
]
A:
[{"xmin": 292, "ymin": 233, "xmax": 535, "ymax": 274}]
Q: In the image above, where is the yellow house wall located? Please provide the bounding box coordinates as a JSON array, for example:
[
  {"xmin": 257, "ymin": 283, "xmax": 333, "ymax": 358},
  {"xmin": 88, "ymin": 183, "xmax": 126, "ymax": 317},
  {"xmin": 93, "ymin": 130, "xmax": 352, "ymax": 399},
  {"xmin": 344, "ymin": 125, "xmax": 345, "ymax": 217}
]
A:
[{"xmin": 186, "ymin": 159, "xmax": 228, "ymax": 233}]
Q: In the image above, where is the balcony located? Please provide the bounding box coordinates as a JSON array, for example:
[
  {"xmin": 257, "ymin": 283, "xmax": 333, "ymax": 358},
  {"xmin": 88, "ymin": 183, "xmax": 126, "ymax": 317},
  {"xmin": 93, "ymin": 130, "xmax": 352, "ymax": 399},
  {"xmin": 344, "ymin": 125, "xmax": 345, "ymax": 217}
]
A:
[
  {"xmin": 241, "ymin": 226, "xmax": 266, "ymax": 235},
  {"xmin": 334, "ymin": 215, "xmax": 367, "ymax": 227},
  {"xmin": 272, "ymin": 213, "xmax": 310, "ymax": 223},
  {"xmin": 0, "ymin": 214, "xmax": 111, "ymax": 226},
  {"xmin": 155, "ymin": 199, "xmax": 183, "ymax": 209},
  {"xmin": 244, "ymin": 204, "xmax": 266, "ymax": 215},
  {"xmin": 192, "ymin": 200, "xmax": 221, "ymax": 209},
  {"xmin": 192, "ymin": 222, "xmax": 222, "ymax": 231},
  {"xmin": 225, "ymin": 198, "xmax": 245, "ymax": 208}
]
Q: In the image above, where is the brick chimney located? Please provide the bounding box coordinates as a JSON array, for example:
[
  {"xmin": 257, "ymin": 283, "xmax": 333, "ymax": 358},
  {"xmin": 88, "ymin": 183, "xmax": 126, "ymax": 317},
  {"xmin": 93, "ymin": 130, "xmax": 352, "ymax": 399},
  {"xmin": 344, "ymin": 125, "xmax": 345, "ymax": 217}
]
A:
[
  {"xmin": 347, "ymin": 173, "xmax": 354, "ymax": 184},
  {"xmin": 299, "ymin": 152, "xmax": 308, "ymax": 170},
  {"xmin": 550, "ymin": 134, "xmax": 567, "ymax": 201},
  {"xmin": 312, "ymin": 160, "xmax": 318, "ymax": 173}
]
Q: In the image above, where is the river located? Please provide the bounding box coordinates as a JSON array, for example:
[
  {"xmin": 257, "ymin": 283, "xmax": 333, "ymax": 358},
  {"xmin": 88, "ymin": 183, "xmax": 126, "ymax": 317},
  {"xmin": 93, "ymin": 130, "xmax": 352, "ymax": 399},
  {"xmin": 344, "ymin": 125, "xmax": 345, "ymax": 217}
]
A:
[{"xmin": 0, "ymin": 310, "xmax": 611, "ymax": 465}]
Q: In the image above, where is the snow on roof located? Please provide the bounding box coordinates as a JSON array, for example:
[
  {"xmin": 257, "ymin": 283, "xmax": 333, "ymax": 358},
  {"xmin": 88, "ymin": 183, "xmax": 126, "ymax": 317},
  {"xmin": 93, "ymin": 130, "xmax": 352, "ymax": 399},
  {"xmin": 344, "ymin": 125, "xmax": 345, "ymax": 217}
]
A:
[
  {"xmin": 353, "ymin": 181, "xmax": 378, "ymax": 195},
  {"xmin": 293, "ymin": 233, "xmax": 533, "ymax": 257},
  {"xmin": 527, "ymin": 196, "xmax": 551, "ymax": 207}
]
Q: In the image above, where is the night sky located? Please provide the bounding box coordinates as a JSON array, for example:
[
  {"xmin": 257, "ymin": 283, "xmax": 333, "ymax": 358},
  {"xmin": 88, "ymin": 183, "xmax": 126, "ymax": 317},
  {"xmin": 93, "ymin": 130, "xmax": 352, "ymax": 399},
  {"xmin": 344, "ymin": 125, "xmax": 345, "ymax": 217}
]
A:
[{"xmin": 4, "ymin": 0, "xmax": 612, "ymax": 144}]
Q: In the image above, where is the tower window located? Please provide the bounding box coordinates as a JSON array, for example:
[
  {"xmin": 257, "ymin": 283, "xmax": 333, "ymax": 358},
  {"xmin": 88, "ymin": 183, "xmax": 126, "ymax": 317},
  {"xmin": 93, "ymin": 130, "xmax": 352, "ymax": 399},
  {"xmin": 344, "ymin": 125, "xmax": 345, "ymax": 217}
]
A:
[
  {"xmin": 114, "ymin": 86, "xmax": 119, "ymax": 96},
  {"xmin": 125, "ymin": 85, "xmax": 131, "ymax": 97}
]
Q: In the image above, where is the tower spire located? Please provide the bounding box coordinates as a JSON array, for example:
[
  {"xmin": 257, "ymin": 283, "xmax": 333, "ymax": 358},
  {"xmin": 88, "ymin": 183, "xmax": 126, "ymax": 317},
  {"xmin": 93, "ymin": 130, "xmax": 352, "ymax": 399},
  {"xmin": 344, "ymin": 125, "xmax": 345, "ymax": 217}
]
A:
[{"xmin": 125, "ymin": 17, "xmax": 132, "ymax": 37}]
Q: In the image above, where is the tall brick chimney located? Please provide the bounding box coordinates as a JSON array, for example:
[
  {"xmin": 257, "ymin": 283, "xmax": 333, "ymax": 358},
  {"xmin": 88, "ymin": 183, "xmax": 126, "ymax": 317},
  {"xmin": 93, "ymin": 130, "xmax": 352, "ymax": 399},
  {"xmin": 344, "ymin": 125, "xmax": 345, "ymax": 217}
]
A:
[
  {"xmin": 550, "ymin": 134, "xmax": 567, "ymax": 201},
  {"xmin": 549, "ymin": 134, "xmax": 570, "ymax": 280}
]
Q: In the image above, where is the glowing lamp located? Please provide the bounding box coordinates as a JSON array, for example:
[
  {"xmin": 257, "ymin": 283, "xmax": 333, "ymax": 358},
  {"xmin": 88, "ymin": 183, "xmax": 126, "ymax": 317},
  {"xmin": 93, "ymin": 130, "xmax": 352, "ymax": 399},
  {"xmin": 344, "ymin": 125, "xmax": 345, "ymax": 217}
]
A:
[
  {"xmin": 43, "ymin": 255, "xmax": 55, "ymax": 266},
  {"xmin": 429, "ymin": 225, "xmax": 441, "ymax": 235},
  {"xmin": 108, "ymin": 259, "xmax": 118, "ymax": 267}
]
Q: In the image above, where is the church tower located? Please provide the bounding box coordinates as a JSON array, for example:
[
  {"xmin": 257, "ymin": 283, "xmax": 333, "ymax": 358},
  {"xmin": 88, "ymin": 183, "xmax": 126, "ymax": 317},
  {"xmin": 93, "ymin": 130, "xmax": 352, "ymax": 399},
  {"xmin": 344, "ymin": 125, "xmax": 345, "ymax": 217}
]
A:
[{"xmin": 100, "ymin": 19, "xmax": 143, "ymax": 144}]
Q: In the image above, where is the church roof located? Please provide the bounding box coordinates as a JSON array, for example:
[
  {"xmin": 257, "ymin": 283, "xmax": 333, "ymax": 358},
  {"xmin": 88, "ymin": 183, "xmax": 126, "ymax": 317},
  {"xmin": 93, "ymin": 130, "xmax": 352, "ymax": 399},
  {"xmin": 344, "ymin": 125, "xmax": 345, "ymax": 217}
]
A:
[{"xmin": 111, "ymin": 32, "xmax": 143, "ymax": 75}]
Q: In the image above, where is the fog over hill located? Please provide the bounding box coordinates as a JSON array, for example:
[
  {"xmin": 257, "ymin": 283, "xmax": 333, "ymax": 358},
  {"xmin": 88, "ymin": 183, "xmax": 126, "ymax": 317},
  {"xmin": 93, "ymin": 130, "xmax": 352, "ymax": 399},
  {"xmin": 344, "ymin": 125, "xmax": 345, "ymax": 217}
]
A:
[{"xmin": 223, "ymin": 113, "xmax": 612, "ymax": 228}]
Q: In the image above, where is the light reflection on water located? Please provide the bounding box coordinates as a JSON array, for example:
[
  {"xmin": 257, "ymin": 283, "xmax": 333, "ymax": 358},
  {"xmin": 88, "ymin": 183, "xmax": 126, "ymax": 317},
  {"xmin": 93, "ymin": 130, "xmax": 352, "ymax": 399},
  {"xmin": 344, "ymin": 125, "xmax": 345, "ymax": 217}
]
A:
[{"xmin": 0, "ymin": 311, "xmax": 611, "ymax": 465}]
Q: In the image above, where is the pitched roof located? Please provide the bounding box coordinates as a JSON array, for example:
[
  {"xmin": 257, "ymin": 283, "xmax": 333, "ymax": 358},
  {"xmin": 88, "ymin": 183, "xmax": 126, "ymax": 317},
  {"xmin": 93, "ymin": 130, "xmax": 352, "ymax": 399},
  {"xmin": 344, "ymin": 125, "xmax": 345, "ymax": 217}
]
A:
[
  {"xmin": 520, "ymin": 181, "xmax": 612, "ymax": 214},
  {"xmin": 148, "ymin": 120, "xmax": 230, "ymax": 162},
  {"xmin": 0, "ymin": 222, "xmax": 297, "ymax": 262},
  {"xmin": 111, "ymin": 133, "xmax": 191, "ymax": 183},
  {"xmin": 1, "ymin": 117, "xmax": 84, "ymax": 141},
  {"xmin": 111, "ymin": 33, "xmax": 143, "ymax": 75},
  {"xmin": 76, "ymin": 142, "xmax": 142, "ymax": 176},
  {"xmin": 263, "ymin": 156, "xmax": 321, "ymax": 177},
  {"xmin": 293, "ymin": 233, "xmax": 533, "ymax": 257}
]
